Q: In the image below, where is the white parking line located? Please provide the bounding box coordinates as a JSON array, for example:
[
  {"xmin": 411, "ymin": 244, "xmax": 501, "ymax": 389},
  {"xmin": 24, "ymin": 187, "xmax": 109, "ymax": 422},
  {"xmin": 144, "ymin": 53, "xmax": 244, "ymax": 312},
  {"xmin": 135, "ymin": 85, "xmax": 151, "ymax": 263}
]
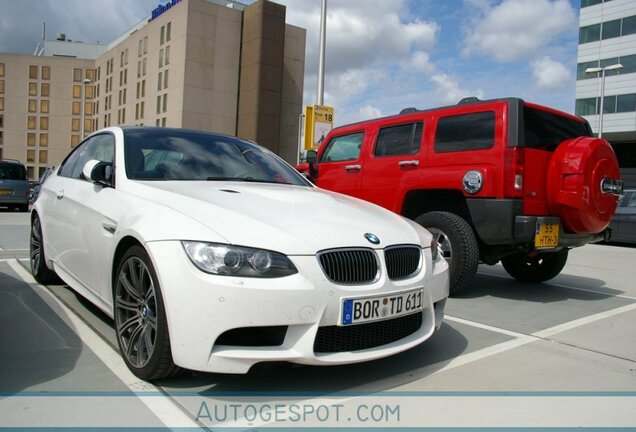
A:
[
  {"xmin": 6, "ymin": 259, "xmax": 201, "ymax": 429},
  {"xmin": 478, "ymin": 269, "xmax": 636, "ymax": 301},
  {"xmin": 440, "ymin": 301, "xmax": 636, "ymax": 375}
]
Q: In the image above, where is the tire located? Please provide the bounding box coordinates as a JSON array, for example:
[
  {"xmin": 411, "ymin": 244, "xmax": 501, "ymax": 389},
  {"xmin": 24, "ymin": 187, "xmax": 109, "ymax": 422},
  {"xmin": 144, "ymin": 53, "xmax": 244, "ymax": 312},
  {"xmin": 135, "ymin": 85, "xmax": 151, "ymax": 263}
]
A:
[
  {"xmin": 114, "ymin": 245, "xmax": 181, "ymax": 381},
  {"xmin": 501, "ymin": 249, "xmax": 569, "ymax": 283},
  {"xmin": 415, "ymin": 211, "xmax": 479, "ymax": 295},
  {"xmin": 30, "ymin": 214, "xmax": 61, "ymax": 284}
]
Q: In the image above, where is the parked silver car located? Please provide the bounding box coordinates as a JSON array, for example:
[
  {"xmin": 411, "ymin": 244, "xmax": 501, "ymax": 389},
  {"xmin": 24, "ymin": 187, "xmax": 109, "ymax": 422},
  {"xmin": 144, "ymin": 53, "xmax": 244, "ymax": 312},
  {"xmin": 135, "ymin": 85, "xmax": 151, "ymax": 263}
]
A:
[
  {"xmin": 0, "ymin": 159, "xmax": 30, "ymax": 212},
  {"xmin": 609, "ymin": 189, "xmax": 636, "ymax": 245}
]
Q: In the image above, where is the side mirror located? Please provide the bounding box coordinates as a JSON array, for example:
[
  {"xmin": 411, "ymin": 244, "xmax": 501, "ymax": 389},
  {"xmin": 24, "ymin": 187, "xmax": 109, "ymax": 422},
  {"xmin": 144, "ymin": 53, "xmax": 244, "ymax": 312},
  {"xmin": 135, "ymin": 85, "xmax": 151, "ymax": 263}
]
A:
[
  {"xmin": 306, "ymin": 150, "xmax": 317, "ymax": 164},
  {"xmin": 306, "ymin": 150, "xmax": 318, "ymax": 180},
  {"xmin": 83, "ymin": 160, "xmax": 113, "ymax": 187}
]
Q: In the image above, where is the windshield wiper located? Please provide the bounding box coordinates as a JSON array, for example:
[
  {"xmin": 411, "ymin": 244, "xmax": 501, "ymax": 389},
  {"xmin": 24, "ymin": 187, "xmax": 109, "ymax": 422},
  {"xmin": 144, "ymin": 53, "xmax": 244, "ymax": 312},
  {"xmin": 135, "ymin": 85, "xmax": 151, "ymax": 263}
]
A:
[{"xmin": 206, "ymin": 176, "xmax": 285, "ymax": 184}]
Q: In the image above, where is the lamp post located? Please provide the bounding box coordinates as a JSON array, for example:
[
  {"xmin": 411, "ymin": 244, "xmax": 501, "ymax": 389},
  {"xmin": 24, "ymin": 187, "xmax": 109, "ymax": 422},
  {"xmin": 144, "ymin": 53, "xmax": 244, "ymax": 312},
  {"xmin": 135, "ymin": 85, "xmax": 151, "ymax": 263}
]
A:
[
  {"xmin": 80, "ymin": 78, "xmax": 92, "ymax": 139},
  {"xmin": 585, "ymin": 63, "xmax": 623, "ymax": 138}
]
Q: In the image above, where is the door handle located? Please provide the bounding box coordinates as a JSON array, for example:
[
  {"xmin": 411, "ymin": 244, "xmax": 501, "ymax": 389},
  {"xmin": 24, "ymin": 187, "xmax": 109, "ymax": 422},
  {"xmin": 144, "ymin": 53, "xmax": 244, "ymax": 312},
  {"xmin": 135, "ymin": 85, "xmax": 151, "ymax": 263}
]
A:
[
  {"xmin": 56, "ymin": 190, "xmax": 64, "ymax": 200},
  {"xmin": 344, "ymin": 164, "xmax": 361, "ymax": 171},
  {"xmin": 398, "ymin": 160, "xmax": 419, "ymax": 167}
]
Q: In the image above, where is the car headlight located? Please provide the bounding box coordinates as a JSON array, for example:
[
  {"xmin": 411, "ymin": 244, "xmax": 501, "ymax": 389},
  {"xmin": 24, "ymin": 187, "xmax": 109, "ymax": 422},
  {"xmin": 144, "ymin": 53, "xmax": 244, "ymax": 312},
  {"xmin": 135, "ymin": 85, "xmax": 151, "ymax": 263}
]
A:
[{"xmin": 182, "ymin": 241, "xmax": 298, "ymax": 278}]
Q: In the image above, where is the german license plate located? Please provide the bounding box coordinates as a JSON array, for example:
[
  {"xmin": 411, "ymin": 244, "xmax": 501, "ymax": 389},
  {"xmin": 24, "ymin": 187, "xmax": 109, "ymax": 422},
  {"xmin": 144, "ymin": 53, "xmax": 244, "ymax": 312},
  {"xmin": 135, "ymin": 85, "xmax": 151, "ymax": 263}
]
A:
[
  {"xmin": 535, "ymin": 223, "xmax": 559, "ymax": 249},
  {"xmin": 341, "ymin": 289, "xmax": 423, "ymax": 326},
  {"xmin": 0, "ymin": 189, "xmax": 12, "ymax": 196}
]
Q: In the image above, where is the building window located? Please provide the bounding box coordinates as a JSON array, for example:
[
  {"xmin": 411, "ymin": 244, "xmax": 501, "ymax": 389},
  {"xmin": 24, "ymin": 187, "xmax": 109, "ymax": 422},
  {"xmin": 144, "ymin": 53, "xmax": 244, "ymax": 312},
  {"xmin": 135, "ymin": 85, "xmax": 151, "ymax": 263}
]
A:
[
  {"xmin": 156, "ymin": 95, "xmax": 161, "ymax": 114},
  {"xmin": 165, "ymin": 46, "xmax": 170, "ymax": 65},
  {"xmin": 158, "ymin": 72, "xmax": 163, "ymax": 91},
  {"xmin": 73, "ymin": 68, "xmax": 82, "ymax": 82},
  {"xmin": 85, "ymin": 101, "xmax": 93, "ymax": 115},
  {"xmin": 39, "ymin": 150, "xmax": 48, "ymax": 164},
  {"xmin": 160, "ymin": 25, "xmax": 165, "ymax": 45},
  {"xmin": 579, "ymin": 23, "xmax": 601, "ymax": 44},
  {"xmin": 84, "ymin": 119, "xmax": 92, "ymax": 133},
  {"xmin": 617, "ymin": 94, "xmax": 636, "ymax": 113},
  {"xmin": 166, "ymin": 22, "xmax": 171, "ymax": 41},
  {"xmin": 136, "ymin": 82, "xmax": 140, "ymax": 99},
  {"xmin": 27, "ymin": 133, "xmax": 36, "ymax": 146},
  {"xmin": 624, "ymin": 16, "xmax": 636, "ymax": 36},
  {"xmin": 138, "ymin": 40, "xmax": 143, "ymax": 57},
  {"xmin": 0, "ymin": 63, "xmax": 4, "ymax": 76},
  {"xmin": 159, "ymin": 49, "xmax": 164, "ymax": 68},
  {"xmin": 39, "ymin": 133, "xmax": 48, "ymax": 147},
  {"xmin": 28, "ymin": 116, "xmax": 36, "ymax": 129},
  {"xmin": 72, "ymin": 118, "xmax": 80, "ymax": 132},
  {"xmin": 28, "ymin": 99, "xmax": 37, "ymax": 113},
  {"xmin": 161, "ymin": 117, "xmax": 166, "ymax": 127},
  {"xmin": 144, "ymin": 36, "xmax": 148, "ymax": 54},
  {"xmin": 0, "ymin": 114, "xmax": 3, "ymax": 127},
  {"xmin": 86, "ymin": 68, "xmax": 95, "ymax": 81},
  {"xmin": 164, "ymin": 69, "xmax": 169, "ymax": 88},
  {"xmin": 29, "ymin": 82, "xmax": 37, "ymax": 96},
  {"xmin": 0, "ymin": 80, "xmax": 4, "ymax": 94},
  {"xmin": 601, "ymin": 19, "xmax": 621, "ymax": 40},
  {"xmin": 140, "ymin": 101, "xmax": 145, "ymax": 118},
  {"xmin": 142, "ymin": 80, "xmax": 146, "ymax": 97},
  {"xmin": 40, "ymin": 100, "xmax": 49, "ymax": 113},
  {"xmin": 27, "ymin": 149, "xmax": 35, "ymax": 163},
  {"xmin": 142, "ymin": 58, "xmax": 147, "ymax": 76},
  {"xmin": 162, "ymin": 93, "xmax": 167, "ymax": 113},
  {"xmin": 29, "ymin": 65, "xmax": 38, "ymax": 79},
  {"xmin": 41, "ymin": 83, "xmax": 49, "ymax": 97},
  {"xmin": 86, "ymin": 85, "xmax": 94, "ymax": 99},
  {"xmin": 0, "ymin": 97, "xmax": 3, "ymax": 111},
  {"xmin": 72, "ymin": 101, "xmax": 81, "ymax": 115},
  {"xmin": 42, "ymin": 66, "xmax": 50, "ymax": 80},
  {"xmin": 40, "ymin": 117, "xmax": 48, "ymax": 130},
  {"xmin": 71, "ymin": 135, "xmax": 80, "ymax": 148},
  {"xmin": 73, "ymin": 85, "xmax": 81, "ymax": 98},
  {"xmin": 156, "ymin": 118, "xmax": 160, "ymax": 126}
]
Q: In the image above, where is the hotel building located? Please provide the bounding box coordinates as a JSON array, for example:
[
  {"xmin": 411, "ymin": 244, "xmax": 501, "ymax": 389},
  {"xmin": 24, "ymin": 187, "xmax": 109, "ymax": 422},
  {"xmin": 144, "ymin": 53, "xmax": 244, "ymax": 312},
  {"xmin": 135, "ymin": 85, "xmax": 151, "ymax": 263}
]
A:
[{"xmin": 0, "ymin": 0, "xmax": 306, "ymax": 179}]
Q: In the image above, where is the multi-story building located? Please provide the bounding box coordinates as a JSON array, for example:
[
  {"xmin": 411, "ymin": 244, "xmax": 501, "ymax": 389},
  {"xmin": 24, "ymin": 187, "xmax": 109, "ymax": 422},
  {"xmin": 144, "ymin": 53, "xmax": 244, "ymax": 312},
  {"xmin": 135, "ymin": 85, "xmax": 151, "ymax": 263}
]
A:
[
  {"xmin": 0, "ymin": 0, "xmax": 305, "ymax": 180},
  {"xmin": 575, "ymin": 0, "xmax": 636, "ymax": 187}
]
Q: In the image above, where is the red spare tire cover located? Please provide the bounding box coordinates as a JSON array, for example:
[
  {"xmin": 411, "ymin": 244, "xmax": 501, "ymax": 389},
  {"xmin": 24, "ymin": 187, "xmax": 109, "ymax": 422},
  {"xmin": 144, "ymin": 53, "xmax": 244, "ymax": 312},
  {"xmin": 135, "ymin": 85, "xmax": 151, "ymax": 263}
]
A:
[{"xmin": 546, "ymin": 137, "xmax": 620, "ymax": 234}]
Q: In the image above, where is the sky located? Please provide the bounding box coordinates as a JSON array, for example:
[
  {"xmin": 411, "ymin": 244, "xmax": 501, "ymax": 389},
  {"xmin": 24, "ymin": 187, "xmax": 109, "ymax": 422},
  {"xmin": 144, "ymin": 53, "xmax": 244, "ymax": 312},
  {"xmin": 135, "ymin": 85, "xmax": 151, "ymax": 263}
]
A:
[{"xmin": 0, "ymin": 0, "xmax": 581, "ymax": 126}]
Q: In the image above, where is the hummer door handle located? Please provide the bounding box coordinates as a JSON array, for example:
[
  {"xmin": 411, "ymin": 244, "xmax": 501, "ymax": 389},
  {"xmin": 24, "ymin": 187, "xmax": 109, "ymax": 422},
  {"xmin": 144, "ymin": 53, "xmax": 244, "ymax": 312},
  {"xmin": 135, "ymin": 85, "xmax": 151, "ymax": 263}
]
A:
[
  {"xmin": 398, "ymin": 160, "xmax": 419, "ymax": 167},
  {"xmin": 344, "ymin": 164, "xmax": 361, "ymax": 171}
]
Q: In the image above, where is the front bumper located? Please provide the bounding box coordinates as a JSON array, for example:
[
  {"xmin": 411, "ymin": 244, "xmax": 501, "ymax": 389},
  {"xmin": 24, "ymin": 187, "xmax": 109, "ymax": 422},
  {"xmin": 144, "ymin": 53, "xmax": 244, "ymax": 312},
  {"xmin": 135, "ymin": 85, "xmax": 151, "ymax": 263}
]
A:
[{"xmin": 145, "ymin": 241, "xmax": 449, "ymax": 374}]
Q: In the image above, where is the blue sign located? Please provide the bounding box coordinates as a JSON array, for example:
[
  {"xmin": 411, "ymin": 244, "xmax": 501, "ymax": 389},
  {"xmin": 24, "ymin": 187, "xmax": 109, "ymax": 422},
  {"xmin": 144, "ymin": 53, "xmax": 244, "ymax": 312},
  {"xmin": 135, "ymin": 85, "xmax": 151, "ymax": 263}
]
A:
[{"xmin": 151, "ymin": 0, "xmax": 182, "ymax": 21}]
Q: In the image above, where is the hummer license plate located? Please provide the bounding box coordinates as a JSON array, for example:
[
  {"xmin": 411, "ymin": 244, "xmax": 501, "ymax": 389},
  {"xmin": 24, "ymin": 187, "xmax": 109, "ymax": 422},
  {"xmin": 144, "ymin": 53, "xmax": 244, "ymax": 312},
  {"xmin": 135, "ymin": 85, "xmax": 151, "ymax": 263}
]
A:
[{"xmin": 535, "ymin": 223, "xmax": 559, "ymax": 249}]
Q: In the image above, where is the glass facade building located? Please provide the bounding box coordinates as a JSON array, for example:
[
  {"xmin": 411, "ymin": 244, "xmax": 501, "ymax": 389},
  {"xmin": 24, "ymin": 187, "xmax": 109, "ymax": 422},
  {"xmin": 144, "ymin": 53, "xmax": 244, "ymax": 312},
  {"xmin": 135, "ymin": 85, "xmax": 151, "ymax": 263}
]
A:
[{"xmin": 575, "ymin": 0, "xmax": 636, "ymax": 187}]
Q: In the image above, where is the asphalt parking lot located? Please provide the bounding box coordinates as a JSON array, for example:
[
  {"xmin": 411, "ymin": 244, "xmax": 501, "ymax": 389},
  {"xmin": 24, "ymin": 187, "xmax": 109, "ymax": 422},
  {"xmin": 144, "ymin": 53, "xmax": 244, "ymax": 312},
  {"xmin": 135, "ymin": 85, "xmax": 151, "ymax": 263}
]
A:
[{"xmin": 1, "ymin": 208, "xmax": 635, "ymax": 428}]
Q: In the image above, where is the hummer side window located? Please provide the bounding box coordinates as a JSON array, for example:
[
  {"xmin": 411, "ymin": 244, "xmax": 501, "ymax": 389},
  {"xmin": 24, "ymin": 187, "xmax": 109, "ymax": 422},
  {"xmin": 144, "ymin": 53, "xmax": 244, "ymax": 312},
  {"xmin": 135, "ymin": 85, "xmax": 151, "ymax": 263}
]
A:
[
  {"xmin": 434, "ymin": 111, "xmax": 495, "ymax": 152},
  {"xmin": 374, "ymin": 122, "xmax": 423, "ymax": 157},
  {"xmin": 320, "ymin": 132, "xmax": 364, "ymax": 162}
]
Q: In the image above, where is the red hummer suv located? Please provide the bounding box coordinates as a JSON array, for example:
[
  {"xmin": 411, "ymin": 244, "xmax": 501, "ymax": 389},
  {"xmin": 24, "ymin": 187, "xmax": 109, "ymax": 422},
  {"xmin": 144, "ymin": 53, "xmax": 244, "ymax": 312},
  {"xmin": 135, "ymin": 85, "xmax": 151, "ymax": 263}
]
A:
[{"xmin": 305, "ymin": 97, "xmax": 623, "ymax": 294}]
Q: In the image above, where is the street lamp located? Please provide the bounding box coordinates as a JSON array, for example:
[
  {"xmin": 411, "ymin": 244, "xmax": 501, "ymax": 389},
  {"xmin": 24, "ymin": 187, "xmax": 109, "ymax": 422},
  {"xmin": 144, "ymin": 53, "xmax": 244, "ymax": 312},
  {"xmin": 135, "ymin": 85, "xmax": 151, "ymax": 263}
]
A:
[
  {"xmin": 585, "ymin": 63, "xmax": 623, "ymax": 138},
  {"xmin": 80, "ymin": 78, "xmax": 92, "ymax": 139}
]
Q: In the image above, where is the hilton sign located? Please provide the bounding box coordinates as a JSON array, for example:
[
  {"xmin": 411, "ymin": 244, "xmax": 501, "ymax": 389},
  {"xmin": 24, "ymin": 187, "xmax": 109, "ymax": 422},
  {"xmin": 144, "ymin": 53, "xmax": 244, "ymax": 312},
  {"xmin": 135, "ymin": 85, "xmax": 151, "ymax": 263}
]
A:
[{"xmin": 151, "ymin": 0, "xmax": 182, "ymax": 21}]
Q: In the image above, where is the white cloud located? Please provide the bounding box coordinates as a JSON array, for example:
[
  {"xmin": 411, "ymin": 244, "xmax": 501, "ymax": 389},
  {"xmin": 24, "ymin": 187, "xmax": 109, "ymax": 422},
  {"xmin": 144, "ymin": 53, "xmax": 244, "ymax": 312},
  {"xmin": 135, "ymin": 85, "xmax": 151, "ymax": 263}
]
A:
[
  {"xmin": 531, "ymin": 56, "xmax": 571, "ymax": 90},
  {"xmin": 463, "ymin": 0, "xmax": 576, "ymax": 62},
  {"xmin": 407, "ymin": 51, "xmax": 484, "ymax": 105}
]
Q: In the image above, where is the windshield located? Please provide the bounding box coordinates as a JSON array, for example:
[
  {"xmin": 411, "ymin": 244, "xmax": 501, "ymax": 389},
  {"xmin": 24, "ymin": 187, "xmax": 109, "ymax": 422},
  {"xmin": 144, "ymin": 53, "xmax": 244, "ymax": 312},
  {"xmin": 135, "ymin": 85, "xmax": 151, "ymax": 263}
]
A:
[
  {"xmin": 523, "ymin": 106, "xmax": 592, "ymax": 152},
  {"xmin": 0, "ymin": 162, "xmax": 27, "ymax": 180},
  {"xmin": 123, "ymin": 129, "xmax": 309, "ymax": 187}
]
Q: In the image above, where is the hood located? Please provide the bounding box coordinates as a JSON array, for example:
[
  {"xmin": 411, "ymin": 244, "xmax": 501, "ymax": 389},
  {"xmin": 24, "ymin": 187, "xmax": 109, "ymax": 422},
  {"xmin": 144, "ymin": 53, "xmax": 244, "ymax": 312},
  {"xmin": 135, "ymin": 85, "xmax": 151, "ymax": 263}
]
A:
[{"xmin": 126, "ymin": 181, "xmax": 424, "ymax": 255}]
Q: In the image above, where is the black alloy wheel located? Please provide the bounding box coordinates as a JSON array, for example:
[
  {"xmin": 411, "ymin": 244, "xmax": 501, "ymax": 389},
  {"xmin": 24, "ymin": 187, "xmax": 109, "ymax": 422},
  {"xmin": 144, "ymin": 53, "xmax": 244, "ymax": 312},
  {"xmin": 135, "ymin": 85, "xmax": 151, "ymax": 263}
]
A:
[
  {"xmin": 30, "ymin": 214, "xmax": 60, "ymax": 284},
  {"xmin": 114, "ymin": 245, "xmax": 180, "ymax": 380}
]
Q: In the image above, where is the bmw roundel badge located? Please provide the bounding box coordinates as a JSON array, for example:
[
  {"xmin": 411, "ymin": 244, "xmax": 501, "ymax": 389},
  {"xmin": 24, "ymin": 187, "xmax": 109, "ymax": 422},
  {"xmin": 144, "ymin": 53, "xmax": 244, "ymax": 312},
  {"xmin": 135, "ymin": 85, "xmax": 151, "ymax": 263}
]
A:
[{"xmin": 364, "ymin": 233, "xmax": 380, "ymax": 245}]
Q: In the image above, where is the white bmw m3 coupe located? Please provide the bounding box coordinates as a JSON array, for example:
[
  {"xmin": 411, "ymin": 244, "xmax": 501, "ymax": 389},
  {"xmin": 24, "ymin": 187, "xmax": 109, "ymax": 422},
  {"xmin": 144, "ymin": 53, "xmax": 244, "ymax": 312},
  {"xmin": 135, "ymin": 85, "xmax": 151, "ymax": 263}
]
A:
[{"xmin": 31, "ymin": 127, "xmax": 449, "ymax": 380}]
